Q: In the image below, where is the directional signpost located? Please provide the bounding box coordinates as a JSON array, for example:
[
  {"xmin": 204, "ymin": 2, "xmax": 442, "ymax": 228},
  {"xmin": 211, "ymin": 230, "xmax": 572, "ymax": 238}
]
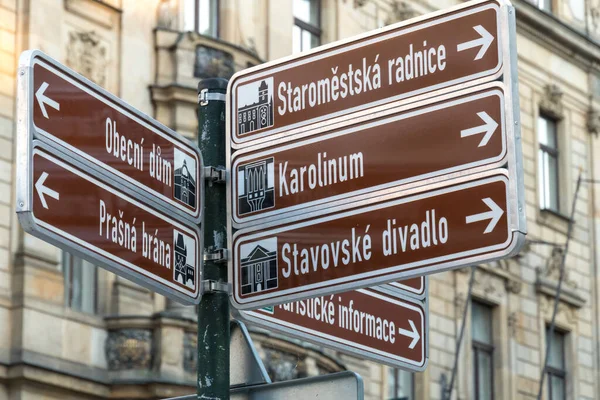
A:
[
  {"xmin": 235, "ymin": 287, "xmax": 428, "ymax": 370},
  {"xmin": 16, "ymin": 50, "xmax": 204, "ymax": 305},
  {"xmin": 225, "ymin": 0, "xmax": 525, "ymax": 375}
]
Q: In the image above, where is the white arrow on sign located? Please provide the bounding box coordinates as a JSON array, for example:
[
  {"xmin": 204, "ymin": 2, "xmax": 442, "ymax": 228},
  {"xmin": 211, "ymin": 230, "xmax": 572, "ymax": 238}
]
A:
[
  {"xmin": 457, "ymin": 25, "xmax": 494, "ymax": 61},
  {"xmin": 398, "ymin": 319, "xmax": 421, "ymax": 349},
  {"xmin": 465, "ymin": 197, "xmax": 503, "ymax": 234},
  {"xmin": 460, "ymin": 111, "xmax": 498, "ymax": 147},
  {"xmin": 35, "ymin": 82, "xmax": 60, "ymax": 119},
  {"xmin": 35, "ymin": 172, "xmax": 60, "ymax": 209}
]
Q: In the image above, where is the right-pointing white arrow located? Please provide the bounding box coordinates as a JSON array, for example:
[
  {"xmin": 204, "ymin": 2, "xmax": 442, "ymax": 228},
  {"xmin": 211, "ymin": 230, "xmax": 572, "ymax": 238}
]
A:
[
  {"xmin": 465, "ymin": 197, "xmax": 504, "ymax": 234},
  {"xmin": 35, "ymin": 172, "xmax": 60, "ymax": 209},
  {"xmin": 460, "ymin": 111, "xmax": 498, "ymax": 147},
  {"xmin": 457, "ymin": 25, "xmax": 494, "ymax": 61},
  {"xmin": 398, "ymin": 320, "xmax": 421, "ymax": 350},
  {"xmin": 35, "ymin": 82, "xmax": 60, "ymax": 119}
]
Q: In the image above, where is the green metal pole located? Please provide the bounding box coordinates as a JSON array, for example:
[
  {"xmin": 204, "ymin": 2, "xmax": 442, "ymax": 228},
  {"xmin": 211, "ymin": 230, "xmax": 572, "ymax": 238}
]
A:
[{"xmin": 197, "ymin": 78, "xmax": 229, "ymax": 400}]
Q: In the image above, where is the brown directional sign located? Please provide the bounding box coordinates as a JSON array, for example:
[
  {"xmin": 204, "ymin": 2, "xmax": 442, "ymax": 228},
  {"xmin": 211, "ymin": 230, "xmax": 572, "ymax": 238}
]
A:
[
  {"xmin": 236, "ymin": 288, "xmax": 427, "ymax": 370},
  {"xmin": 228, "ymin": 0, "xmax": 503, "ymax": 147},
  {"xmin": 17, "ymin": 144, "xmax": 202, "ymax": 305},
  {"xmin": 231, "ymin": 170, "xmax": 522, "ymax": 309},
  {"xmin": 25, "ymin": 51, "xmax": 202, "ymax": 223},
  {"xmin": 231, "ymin": 84, "xmax": 505, "ymax": 226}
]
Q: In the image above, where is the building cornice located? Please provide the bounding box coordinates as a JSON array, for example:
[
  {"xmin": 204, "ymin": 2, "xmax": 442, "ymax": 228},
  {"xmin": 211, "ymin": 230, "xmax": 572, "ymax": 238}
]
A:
[{"xmin": 514, "ymin": 0, "xmax": 600, "ymax": 73}]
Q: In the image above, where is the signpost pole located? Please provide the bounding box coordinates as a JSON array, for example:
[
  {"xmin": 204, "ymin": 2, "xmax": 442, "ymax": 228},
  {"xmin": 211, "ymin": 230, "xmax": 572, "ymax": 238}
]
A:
[{"xmin": 197, "ymin": 78, "xmax": 229, "ymax": 399}]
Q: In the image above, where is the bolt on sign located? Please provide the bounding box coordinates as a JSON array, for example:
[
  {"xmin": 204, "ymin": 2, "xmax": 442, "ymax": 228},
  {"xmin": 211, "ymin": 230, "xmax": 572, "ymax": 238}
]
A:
[
  {"xmin": 16, "ymin": 50, "xmax": 204, "ymax": 305},
  {"xmin": 227, "ymin": 0, "xmax": 504, "ymax": 148},
  {"xmin": 22, "ymin": 50, "xmax": 203, "ymax": 224},
  {"xmin": 235, "ymin": 287, "xmax": 428, "ymax": 371}
]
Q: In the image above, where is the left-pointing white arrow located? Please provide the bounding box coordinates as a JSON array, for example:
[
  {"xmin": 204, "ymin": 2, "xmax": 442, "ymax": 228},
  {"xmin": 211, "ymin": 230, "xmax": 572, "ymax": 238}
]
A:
[
  {"xmin": 465, "ymin": 197, "xmax": 503, "ymax": 234},
  {"xmin": 398, "ymin": 319, "xmax": 421, "ymax": 349},
  {"xmin": 35, "ymin": 82, "xmax": 60, "ymax": 119},
  {"xmin": 460, "ymin": 111, "xmax": 498, "ymax": 147},
  {"xmin": 457, "ymin": 25, "xmax": 494, "ymax": 61},
  {"xmin": 35, "ymin": 172, "xmax": 60, "ymax": 209}
]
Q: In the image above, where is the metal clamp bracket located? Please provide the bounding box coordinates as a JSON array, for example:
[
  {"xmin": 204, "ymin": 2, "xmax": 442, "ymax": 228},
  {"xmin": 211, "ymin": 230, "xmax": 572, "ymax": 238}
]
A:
[
  {"xmin": 202, "ymin": 279, "xmax": 231, "ymax": 294},
  {"xmin": 203, "ymin": 166, "xmax": 226, "ymax": 183},
  {"xmin": 203, "ymin": 248, "xmax": 228, "ymax": 263},
  {"xmin": 198, "ymin": 88, "xmax": 227, "ymax": 105}
]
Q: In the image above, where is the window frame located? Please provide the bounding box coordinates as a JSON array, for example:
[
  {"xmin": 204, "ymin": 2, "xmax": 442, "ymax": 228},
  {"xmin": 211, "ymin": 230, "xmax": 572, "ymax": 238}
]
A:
[
  {"xmin": 536, "ymin": 0, "xmax": 553, "ymax": 13},
  {"xmin": 537, "ymin": 113, "xmax": 560, "ymax": 213},
  {"xmin": 63, "ymin": 252, "xmax": 98, "ymax": 314},
  {"xmin": 387, "ymin": 367, "xmax": 414, "ymax": 400},
  {"xmin": 293, "ymin": 0, "xmax": 322, "ymax": 52},
  {"xmin": 546, "ymin": 328, "xmax": 567, "ymax": 400},
  {"xmin": 189, "ymin": 0, "xmax": 220, "ymax": 38},
  {"xmin": 471, "ymin": 301, "xmax": 495, "ymax": 400}
]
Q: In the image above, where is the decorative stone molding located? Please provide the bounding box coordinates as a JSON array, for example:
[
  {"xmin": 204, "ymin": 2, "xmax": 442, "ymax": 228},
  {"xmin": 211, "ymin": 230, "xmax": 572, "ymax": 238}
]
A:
[
  {"xmin": 156, "ymin": 0, "xmax": 177, "ymax": 30},
  {"xmin": 587, "ymin": 107, "xmax": 600, "ymax": 135},
  {"xmin": 536, "ymin": 247, "xmax": 579, "ymax": 292},
  {"xmin": 194, "ymin": 45, "xmax": 235, "ymax": 80},
  {"xmin": 539, "ymin": 295, "xmax": 578, "ymax": 325},
  {"xmin": 539, "ymin": 84, "xmax": 564, "ymax": 120},
  {"xmin": 454, "ymin": 293, "xmax": 466, "ymax": 310},
  {"xmin": 591, "ymin": 4, "xmax": 600, "ymax": 34},
  {"xmin": 344, "ymin": 0, "xmax": 367, "ymax": 7},
  {"xmin": 105, "ymin": 329, "xmax": 153, "ymax": 370},
  {"xmin": 508, "ymin": 312, "xmax": 518, "ymax": 336},
  {"xmin": 66, "ymin": 30, "xmax": 109, "ymax": 87},
  {"xmin": 386, "ymin": 1, "xmax": 419, "ymax": 24},
  {"xmin": 263, "ymin": 346, "xmax": 307, "ymax": 382},
  {"xmin": 183, "ymin": 331, "xmax": 197, "ymax": 373}
]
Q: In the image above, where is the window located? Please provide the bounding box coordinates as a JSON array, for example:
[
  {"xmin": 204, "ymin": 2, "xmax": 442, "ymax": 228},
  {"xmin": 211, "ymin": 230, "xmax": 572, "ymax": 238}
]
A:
[
  {"xmin": 546, "ymin": 328, "xmax": 566, "ymax": 400},
  {"xmin": 63, "ymin": 252, "xmax": 97, "ymax": 314},
  {"xmin": 536, "ymin": 0, "xmax": 552, "ymax": 12},
  {"xmin": 538, "ymin": 115, "xmax": 559, "ymax": 212},
  {"xmin": 472, "ymin": 302, "xmax": 494, "ymax": 400},
  {"xmin": 387, "ymin": 368, "xmax": 413, "ymax": 400},
  {"xmin": 293, "ymin": 0, "xmax": 321, "ymax": 53},
  {"xmin": 184, "ymin": 0, "xmax": 219, "ymax": 37}
]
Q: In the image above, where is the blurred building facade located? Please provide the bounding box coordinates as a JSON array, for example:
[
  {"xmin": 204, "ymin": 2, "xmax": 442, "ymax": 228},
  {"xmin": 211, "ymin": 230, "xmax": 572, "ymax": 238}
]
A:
[{"xmin": 1, "ymin": 0, "xmax": 600, "ymax": 399}]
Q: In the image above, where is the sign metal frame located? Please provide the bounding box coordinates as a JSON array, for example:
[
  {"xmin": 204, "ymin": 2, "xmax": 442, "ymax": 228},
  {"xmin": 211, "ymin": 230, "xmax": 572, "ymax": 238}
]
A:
[{"xmin": 386, "ymin": 276, "xmax": 427, "ymax": 300}]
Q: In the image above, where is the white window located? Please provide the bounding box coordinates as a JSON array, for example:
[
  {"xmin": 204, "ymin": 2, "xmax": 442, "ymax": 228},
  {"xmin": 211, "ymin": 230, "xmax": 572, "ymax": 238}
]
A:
[
  {"xmin": 387, "ymin": 368, "xmax": 413, "ymax": 400},
  {"xmin": 569, "ymin": 0, "xmax": 585, "ymax": 20},
  {"xmin": 536, "ymin": 0, "xmax": 552, "ymax": 12},
  {"xmin": 538, "ymin": 115, "xmax": 559, "ymax": 212},
  {"xmin": 63, "ymin": 252, "xmax": 97, "ymax": 314},
  {"xmin": 293, "ymin": 0, "xmax": 321, "ymax": 53},
  {"xmin": 184, "ymin": 0, "xmax": 219, "ymax": 37},
  {"xmin": 472, "ymin": 301, "xmax": 494, "ymax": 400},
  {"xmin": 546, "ymin": 328, "xmax": 566, "ymax": 400}
]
